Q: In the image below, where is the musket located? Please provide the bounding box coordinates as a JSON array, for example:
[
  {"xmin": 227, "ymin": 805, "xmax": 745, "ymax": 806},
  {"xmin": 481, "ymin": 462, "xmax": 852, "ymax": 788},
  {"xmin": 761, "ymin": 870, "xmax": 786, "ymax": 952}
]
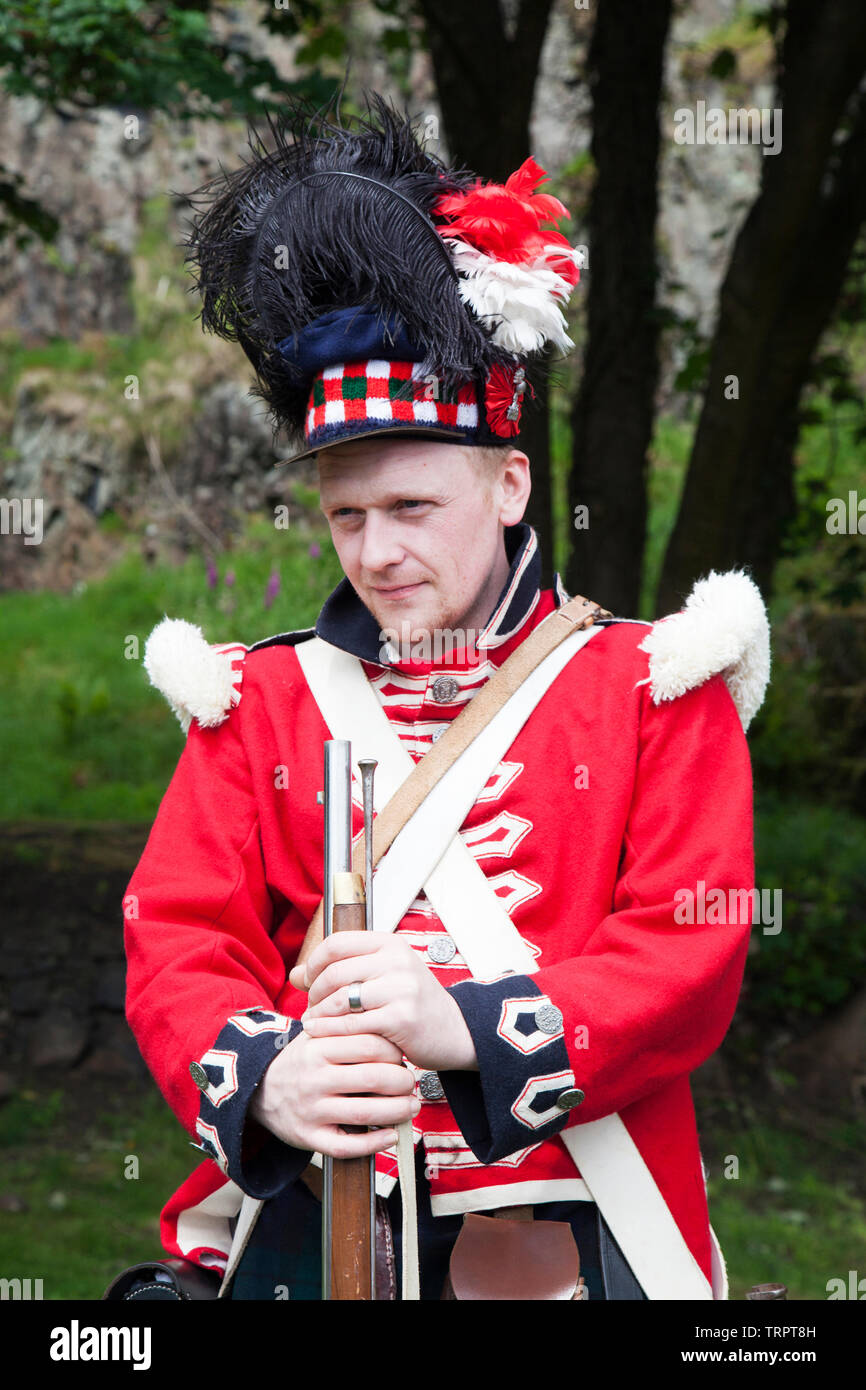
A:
[{"xmin": 321, "ymin": 740, "xmax": 378, "ymax": 1300}]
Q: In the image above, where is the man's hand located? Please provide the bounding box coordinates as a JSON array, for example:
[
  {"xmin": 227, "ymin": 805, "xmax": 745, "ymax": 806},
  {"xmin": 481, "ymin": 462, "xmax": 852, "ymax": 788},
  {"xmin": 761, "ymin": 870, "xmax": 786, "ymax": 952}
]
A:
[
  {"xmin": 249, "ymin": 1029, "xmax": 420, "ymax": 1160},
  {"xmin": 288, "ymin": 933, "xmax": 478, "ymax": 1072}
]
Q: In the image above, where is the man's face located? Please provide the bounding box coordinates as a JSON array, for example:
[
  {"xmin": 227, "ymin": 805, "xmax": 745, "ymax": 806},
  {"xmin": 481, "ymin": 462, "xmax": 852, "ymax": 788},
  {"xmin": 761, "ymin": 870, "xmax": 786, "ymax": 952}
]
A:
[{"xmin": 317, "ymin": 437, "xmax": 530, "ymax": 646}]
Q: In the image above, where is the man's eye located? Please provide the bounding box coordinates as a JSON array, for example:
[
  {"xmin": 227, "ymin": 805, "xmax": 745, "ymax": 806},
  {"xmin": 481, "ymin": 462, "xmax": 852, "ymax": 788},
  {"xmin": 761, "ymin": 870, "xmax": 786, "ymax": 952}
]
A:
[{"xmin": 398, "ymin": 500, "xmax": 424, "ymax": 510}]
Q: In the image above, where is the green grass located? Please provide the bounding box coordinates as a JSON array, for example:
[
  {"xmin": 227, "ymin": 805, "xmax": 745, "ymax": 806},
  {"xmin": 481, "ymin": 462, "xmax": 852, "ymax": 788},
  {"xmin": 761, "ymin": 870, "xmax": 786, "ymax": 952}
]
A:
[
  {"xmin": 0, "ymin": 516, "xmax": 342, "ymax": 820},
  {"xmin": 0, "ymin": 1085, "xmax": 195, "ymax": 1301},
  {"xmin": 703, "ymin": 1116, "xmax": 866, "ymax": 1301}
]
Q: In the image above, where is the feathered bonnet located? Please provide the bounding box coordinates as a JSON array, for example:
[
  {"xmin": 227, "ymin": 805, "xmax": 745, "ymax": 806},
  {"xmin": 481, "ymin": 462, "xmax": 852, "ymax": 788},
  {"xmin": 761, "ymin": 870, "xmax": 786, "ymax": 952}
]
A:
[{"xmin": 183, "ymin": 92, "xmax": 582, "ymax": 463}]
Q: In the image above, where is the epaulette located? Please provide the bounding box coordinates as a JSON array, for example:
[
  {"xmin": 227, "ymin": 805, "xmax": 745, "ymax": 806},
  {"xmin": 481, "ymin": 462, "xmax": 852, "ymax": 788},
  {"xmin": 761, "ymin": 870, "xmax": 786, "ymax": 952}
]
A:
[
  {"xmin": 142, "ymin": 617, "xmax": 315, "ymax": 733},
  {"xmin": 631, "ymin": 568, "xmax": 770, "ymax": 731}
]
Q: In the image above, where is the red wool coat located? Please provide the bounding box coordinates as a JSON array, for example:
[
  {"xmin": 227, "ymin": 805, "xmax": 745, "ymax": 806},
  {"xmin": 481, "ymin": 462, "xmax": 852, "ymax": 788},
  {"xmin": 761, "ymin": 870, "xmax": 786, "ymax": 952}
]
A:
[{"xmin": 124, "ymin": 533, "xmax": 760, "ymax": 1293}]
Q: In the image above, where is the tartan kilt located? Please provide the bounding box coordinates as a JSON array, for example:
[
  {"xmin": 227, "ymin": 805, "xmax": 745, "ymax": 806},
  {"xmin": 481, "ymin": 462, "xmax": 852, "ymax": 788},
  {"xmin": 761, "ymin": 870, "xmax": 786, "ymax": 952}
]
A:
[{"xmin": 225, "ymin": 1152, "xmax": 623, "ymax": 1302}]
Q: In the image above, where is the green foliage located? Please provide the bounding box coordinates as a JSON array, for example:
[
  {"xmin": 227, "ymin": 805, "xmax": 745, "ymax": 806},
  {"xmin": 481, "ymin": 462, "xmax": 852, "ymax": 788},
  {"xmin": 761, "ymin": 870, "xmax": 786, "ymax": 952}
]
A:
[
  {"xmin": 770, "ymin": 382, "xmax": 866, "ymax": 611},
  {"xmin": 773, "ymin": 238, "xmax": 866, "ymax": 604},
  {"xmin": 748, "ymin": 659, "xmax": 831, "ymax": 792},
  {"xmin": 653, "ymin": 300, "xmax": 712, "ymax": 397},
  {"xmin": 0, "ymin": 166, "xmax": 60, "ymax": 250},
  {"xmin": 296, "ymin": 20, "xmax": 347, "ymax": 65},
  {"xmin": 708, "ymin": 46, "xmax": 738, "ymax": 79},
  {"xmin": 702, "ymin": 3, "xmax": 779, "ymax": 50},
  {"xmin": 747, "ymin": 798, "xmax": 866, "ymax": 1022},
  {"xmin": 0, "ymin": 1089, "xmax": 64, "ymax": 1147},
  {"xmin": 641, "ymin": 412, "xmax": 694, "ymax": 618},
  {"xmin": 0, "ymin": 0, "xmax": 340, "ymax": 247},
  {"xmin": 0, "ymin": 0, "xmax": 330, "ymax": 116}
]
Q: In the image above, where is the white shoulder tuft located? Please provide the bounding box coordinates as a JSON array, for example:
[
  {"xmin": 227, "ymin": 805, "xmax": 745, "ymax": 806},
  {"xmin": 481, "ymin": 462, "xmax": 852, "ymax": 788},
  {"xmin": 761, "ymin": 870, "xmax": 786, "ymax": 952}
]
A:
[
  {"xmin": 636, "ymin": 570, "xmax": 771, "ymax": 730},
  {"xmin": 143, "ymin": 617, "xmax": 247, "ymax": 732}
]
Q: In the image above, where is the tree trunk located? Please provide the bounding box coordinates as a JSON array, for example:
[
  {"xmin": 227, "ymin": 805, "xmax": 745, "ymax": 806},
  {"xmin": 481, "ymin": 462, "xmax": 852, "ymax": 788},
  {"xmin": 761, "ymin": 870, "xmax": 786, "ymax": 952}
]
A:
[
  {"xmin": 416, "ymin": 0, "xmax": 557, "ymax": 584},
  {"xmin": 656, "ymin": 0, "xmax": 866, "ymax": 615},
  {"xmin": 565, "ymin": 0, "xmax": 672, "ymax": 618}
]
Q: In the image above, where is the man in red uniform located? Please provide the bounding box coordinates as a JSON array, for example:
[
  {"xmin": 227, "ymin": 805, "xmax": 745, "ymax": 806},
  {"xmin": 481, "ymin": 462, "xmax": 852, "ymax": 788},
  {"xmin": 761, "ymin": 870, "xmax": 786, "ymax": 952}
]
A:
[{"xmin": 123, "ymin": 94, "xmax": 769, "ymax": 1300}]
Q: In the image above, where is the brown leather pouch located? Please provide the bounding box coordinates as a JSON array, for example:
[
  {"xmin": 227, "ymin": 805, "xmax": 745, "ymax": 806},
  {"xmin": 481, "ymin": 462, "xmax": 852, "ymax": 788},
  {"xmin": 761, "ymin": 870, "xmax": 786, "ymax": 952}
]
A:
[{"xmin": 441, "ymin": 1210, "xmax": 585, "ymax": 1301}]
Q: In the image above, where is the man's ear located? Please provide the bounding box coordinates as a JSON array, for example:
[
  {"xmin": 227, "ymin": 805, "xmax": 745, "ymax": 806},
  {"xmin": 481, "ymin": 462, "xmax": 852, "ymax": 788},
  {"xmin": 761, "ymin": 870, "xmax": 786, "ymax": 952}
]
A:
[{"xmin": 498, "ymin": 450, "xmax": 531, "ymax": 526}]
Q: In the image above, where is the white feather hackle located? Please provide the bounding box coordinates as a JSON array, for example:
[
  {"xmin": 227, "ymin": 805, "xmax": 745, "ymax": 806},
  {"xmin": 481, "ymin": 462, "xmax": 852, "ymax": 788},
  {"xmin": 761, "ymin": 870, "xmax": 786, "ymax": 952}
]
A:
[{"xmin": 444, "ymin": 239, "xmax": 579, "ymax": 356}]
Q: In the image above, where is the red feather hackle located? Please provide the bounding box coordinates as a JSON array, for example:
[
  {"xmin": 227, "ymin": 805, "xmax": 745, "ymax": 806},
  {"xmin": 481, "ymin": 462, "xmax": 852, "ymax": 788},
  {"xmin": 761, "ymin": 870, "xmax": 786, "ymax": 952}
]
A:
[{"xmin": 433, "ymin": 156, "xmax": 579, "ymax": 286}]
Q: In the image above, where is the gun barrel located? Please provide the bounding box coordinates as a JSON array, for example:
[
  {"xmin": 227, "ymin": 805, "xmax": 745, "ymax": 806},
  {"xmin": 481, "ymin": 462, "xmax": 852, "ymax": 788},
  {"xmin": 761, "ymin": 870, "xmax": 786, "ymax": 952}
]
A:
[{"xmin": 358, "ymin": 757, "xmax": 378, "ymax": 1299}]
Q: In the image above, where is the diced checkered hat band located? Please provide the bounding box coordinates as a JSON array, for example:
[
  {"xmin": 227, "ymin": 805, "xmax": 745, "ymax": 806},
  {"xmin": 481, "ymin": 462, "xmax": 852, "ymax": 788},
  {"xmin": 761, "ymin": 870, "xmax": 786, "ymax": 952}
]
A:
[{"xmin": 304, "ymin": 359, "xmax": 480, "ymax": 452}]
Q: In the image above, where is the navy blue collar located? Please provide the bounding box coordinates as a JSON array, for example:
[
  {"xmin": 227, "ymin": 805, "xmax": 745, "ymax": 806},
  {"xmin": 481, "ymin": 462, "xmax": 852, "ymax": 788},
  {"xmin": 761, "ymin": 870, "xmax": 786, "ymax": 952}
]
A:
[{"xmin": 314, "ymin": 522, "xmax": 568, "ymax": 665}]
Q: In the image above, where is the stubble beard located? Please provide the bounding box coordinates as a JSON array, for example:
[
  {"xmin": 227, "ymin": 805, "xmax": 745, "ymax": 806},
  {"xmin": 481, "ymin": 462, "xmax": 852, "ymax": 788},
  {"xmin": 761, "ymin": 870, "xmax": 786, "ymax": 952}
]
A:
[{"xmin": 370, "ymin": 578, "xmax": 497, "ymax": 661}]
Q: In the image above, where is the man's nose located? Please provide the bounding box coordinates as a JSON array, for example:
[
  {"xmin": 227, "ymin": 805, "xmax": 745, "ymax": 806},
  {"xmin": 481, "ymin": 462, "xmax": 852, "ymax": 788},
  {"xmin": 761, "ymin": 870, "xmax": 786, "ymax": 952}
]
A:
[{"xmin": 359, "ymin": 511, "xmax": 404, "ymax": 574}]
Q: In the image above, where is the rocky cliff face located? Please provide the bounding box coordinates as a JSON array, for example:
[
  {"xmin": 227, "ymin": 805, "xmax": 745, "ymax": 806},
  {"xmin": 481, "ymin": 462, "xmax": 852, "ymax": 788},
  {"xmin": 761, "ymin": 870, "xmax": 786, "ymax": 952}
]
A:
[{"xmin": 0, "ymin": 0, "xmax": 767, "ymax": 593}]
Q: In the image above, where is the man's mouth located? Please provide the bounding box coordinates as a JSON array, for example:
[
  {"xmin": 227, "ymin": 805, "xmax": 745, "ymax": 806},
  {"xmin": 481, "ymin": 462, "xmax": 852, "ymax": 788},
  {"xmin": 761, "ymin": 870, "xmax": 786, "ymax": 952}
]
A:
[{"xmin": 371, "ymin": 582, "xmax": 427, "ymax": 599}]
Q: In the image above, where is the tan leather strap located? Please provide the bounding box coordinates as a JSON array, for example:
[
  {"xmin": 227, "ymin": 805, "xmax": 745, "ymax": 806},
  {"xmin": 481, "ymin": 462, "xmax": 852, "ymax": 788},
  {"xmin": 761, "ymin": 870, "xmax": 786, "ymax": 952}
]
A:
[{"xmin": 296, "ymin": 594, "xmax": 611, "ymax": 966}]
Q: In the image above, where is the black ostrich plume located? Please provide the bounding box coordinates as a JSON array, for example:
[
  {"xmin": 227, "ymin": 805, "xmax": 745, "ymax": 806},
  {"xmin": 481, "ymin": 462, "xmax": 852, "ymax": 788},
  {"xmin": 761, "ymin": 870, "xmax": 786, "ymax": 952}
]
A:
[{"xmin": 181, "ymin": 91, "xmax": 518, "ymax": 441}]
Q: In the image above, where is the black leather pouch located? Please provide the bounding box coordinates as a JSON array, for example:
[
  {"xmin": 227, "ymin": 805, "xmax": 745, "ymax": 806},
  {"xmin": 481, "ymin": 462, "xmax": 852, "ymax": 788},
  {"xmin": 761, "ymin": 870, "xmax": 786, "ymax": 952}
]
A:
[{"xmin": 102, "ymin": 1257, "xmax": 222, "ymax": 1301}]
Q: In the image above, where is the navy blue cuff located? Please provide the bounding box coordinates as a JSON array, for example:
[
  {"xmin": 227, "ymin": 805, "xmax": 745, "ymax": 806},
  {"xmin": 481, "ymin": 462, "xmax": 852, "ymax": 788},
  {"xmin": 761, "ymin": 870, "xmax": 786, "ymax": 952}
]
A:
[
  {"xmin": 189, "ymin": 1007, "xmax": 311, "ymax": 1199},
  {"xmin": 438, "ymin": 975, "xmax": 581, "ymax": 1164}
]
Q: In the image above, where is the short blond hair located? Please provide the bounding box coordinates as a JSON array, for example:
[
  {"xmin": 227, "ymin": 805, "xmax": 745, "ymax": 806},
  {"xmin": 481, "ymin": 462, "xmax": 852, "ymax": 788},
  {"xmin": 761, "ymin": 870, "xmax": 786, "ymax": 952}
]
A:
[{"xmin": 471, "ymin": 445, "xmax": 515, "ymax": 473}]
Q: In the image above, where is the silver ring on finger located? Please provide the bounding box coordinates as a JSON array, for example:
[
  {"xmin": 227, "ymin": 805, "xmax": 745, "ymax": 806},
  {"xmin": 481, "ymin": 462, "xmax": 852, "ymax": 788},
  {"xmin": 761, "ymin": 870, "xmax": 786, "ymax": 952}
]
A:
[{"xmin": 347, "ymin": 981, "xmax": 365, "ymax": 1013}]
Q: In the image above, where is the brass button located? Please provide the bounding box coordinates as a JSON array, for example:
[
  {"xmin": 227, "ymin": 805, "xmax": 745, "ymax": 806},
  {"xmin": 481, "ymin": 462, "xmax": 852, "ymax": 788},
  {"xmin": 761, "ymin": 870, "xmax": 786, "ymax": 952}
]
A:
[
  {"xmin": 431, "ymin": 676, "xmax": 459, "ymax": 703},
  {"xmin": 555, "ymin": 1088, "xmax": 585, "ymax": 1111},
  {"xmin": 189, "ymin": 1062, "xmax": 209, "ymax": 1092}
]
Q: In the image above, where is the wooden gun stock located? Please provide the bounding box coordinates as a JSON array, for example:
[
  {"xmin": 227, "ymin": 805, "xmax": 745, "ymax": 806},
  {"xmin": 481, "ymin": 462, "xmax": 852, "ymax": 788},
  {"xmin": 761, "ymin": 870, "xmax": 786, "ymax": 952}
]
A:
[
  {"xmin": 322, "ymin": 743, "xmax": 377, "ymax": 1301},
  {"xmin": 330, "ymin": 872, "xmax": 374, "ymax": 1300}
]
